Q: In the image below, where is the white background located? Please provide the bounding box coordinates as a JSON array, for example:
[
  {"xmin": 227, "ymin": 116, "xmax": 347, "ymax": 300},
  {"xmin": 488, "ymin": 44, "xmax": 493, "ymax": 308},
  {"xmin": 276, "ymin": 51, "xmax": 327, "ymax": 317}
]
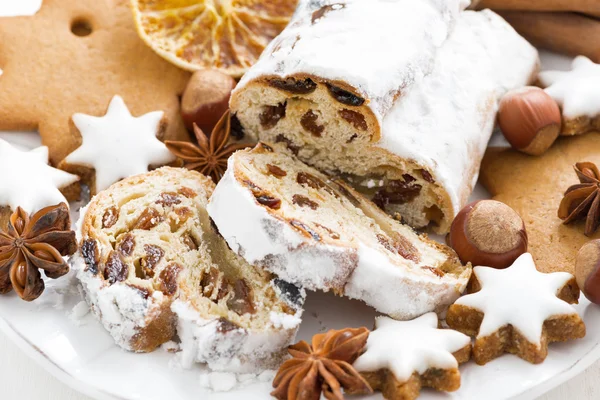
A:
[{"xmin": 0, "ymin": 1, "xmax": 599, "ymax": 399}]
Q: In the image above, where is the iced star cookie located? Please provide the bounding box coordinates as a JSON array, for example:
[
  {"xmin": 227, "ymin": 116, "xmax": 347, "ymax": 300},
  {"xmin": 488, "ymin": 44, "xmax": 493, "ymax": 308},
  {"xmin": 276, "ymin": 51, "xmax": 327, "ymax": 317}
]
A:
[
  {"xmin": 539, "ymin": 56, "xmax": 600, "ymax": 136},
  {"xmin": 0, "ymin": 0, "xmax": 190, "ymax": 165},
  {"xmin": 0, "ymin": 139, "xmax": 79, "ymax": 229},
  {"xmin": 59, "ymin": 96, "xmax": 176, "ymax": 194},
  {"xmin": 352, "ymin": 314, "xmax": 471, "ymax": 400},
  {"xmin": 447, "ymin": 253, "xmax": 585, "ymax": 365}
]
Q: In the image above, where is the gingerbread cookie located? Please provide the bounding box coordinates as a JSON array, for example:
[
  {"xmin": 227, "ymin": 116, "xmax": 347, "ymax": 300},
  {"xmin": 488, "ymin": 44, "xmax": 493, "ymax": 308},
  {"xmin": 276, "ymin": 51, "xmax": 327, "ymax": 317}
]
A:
[
  {"xmin": 0, "ymin": 139, "xmax": 79, "ymax": 229},
  {"xmin": 481, "ymin": 135, "xmax": 600, "ymax": 274},
  {"xmin": 539, "ymin": 56, "xmax": 600, "ymax": 136},
  {"xmin": 447, "ymin": 253, "xmax": 585, "ymax": 365},
  {"xmin": 0, "ymin": 0, "xmax": 190, "ymax": 165},
  {"xmin": 352, "ymin": 314, "xmax": 471, "ymax": 400},
  {"xmin": 59, "ymin": 96, "xmax": 176, "ymax": 194}
]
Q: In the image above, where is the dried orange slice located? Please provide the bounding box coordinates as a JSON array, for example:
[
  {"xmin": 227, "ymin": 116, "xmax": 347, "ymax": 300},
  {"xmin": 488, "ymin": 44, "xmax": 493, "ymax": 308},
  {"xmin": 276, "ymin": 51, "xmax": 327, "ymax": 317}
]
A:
[{"xmin": 131, "ymin": 0, "xmax": 298, "ymax": 77}]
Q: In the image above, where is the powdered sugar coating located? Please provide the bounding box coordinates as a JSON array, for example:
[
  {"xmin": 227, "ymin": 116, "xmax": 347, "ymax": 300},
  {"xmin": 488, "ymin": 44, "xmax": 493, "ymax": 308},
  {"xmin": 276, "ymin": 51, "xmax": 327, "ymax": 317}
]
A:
[
  {"xmin": 173, "ymin": 299, "xmax": 302, "ymax": 373},
  {"xmin": 236, "ymin": 0, "xmax": 466, "ymax": 125},
  {"xmin": 208, "ymin": 156, "xmax": 470, "ymax": 319},
  {"xmin": 380, "ymin": 10, "xmax": 539, "ymax": 214},
  {"xmin": 353, "ymin": 313, "xmax": 471, "ymax": 382},
  {"xmin": 207, "ymin": 159, "xmax": 352, "ymax": 291},
  {"xmin": 454, "ymin": 253, "xmax": 578, "ymax": 345},
  {"xmin": 65, "ymin": 95, "xmax": 175, "ymax": 192},
  {"xmin": 0, "ymin": 139, "xmax": 79, "ymax": 214},
  {"xmin": 539, "ymin": 56, "xmax": 600, "ymax": 119}
]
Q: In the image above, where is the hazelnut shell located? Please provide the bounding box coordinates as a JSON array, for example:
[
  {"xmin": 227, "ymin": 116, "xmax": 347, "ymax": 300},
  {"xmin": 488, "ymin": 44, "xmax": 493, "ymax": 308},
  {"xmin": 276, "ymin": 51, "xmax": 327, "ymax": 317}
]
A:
[
  {"xmin": 448, "ymin": 200, "xmax": 528, "ymax": 269},
  {"xmin": 575, "ymin": 240, "xmax": 600, "ymax": 304},
  {"xmin": 498, "ymin": 86, "xmax": 561, "ymax": 156},
  {"xmin": 181, "ymin": 70, "xmax": 237, "ymax": 134}
]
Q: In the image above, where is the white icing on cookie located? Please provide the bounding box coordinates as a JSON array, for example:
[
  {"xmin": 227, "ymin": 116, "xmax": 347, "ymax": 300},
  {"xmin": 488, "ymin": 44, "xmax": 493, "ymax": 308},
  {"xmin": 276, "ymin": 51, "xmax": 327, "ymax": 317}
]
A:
[
  {"xmin": 539, "ymin": 56, "xmax": 600, "ymax": 119},
  {"xmin": 454, "ymin": 253, "xmax": 578, "ymax": 345},
  {"xmin": 0, "ymin": 139, "xmax": 79, "ymax": 213},
  {"xmin": 65, "ymin": 95, "xmax": 175, "ymax": 192},
  {"xmin": 353, "ymin": 313, "xmax": 470, "ymax": 382}
]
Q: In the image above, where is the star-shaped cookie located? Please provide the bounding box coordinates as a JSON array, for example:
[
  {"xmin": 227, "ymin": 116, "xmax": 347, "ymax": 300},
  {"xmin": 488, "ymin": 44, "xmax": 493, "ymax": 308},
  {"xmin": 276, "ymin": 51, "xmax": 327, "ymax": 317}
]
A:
[
  {"xmin": 447, "ymin": 253, "xmax": 585, "ymax": 365},
  {"xmin": 0, "ymin": 139, "xmax": 79, "ymax": 228},
  {"xmin": 353, "ymin": 313, "xmax": 471, "ymax": 400},
  {"xmin": 0, "ymin": 0, "xmax": 190, "ymax": 165},
  {"xmin": 539, "ymin": 56, "xmax": 600, "ymax": 135},
  {"xmin": 481, "ymin": 135, "xmax": 600, "ymax": 274},
  {"xmin": 60, "ymin": 96, "xmax": 176, "ymax": 193}
]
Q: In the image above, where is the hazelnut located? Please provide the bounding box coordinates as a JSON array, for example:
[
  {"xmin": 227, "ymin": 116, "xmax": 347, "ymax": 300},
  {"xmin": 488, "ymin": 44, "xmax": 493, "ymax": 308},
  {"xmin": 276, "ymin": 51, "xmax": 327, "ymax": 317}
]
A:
[
  {"xmin": 575, "ymin": 240, "xmax": 600, "ymax": 304},
  {"xmin": 448, "ymin": 200, "xmax": 528, "ymax": 269},
  {"xmin": 180, "ymin": 70, "xmax": 237, "ymax": 134},
  {"xmin": 498, "ymin": 86, "xmax": 561, "ymax": 156}
]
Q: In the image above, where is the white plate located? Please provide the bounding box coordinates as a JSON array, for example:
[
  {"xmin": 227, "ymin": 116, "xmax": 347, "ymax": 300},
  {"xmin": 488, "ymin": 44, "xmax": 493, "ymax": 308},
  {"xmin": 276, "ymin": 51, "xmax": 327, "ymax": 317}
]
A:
[{"xmin": 1, "ymin": 2, "xmax": 597, "ymax": 399}]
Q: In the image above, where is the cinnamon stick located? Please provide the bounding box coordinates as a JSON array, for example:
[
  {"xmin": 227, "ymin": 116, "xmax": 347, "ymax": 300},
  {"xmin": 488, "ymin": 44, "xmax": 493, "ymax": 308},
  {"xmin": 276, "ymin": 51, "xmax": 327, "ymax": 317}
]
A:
[
  {"xmin": 498, "ymin": 11, "xmax": 600, "ymax": 63},
  {"xmin": 474, "ymin": 0, "xmax": 600, "ymax": 15}
]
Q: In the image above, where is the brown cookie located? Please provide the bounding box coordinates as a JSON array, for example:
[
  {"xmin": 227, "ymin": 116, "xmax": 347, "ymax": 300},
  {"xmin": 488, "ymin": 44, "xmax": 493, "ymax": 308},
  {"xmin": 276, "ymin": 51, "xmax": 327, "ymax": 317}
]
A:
[
  {"xmin": 480, "ymin": 134, "xmax": 600, "ymax": 274},
  {"xmin": 447, "ymin": 253, "xmax": 585, "ymax": 365},
  {"xmin": 0, "ymin": 0, "xmax": 191, "ymax": 165}
]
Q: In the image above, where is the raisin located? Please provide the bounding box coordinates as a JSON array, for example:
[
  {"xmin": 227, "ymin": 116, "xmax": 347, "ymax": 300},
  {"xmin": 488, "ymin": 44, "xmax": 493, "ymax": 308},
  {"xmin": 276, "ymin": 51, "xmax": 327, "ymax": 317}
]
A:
[
  {"xmin": 81, "ymin": 239, "xmax": 99, "ymax": 275},
  {"xmin": 227, "ymin": 279, "xmax": 255, "ymax": 315},
  {"xmin": 339, "ymin": 109, "xmax": 367, "ymax": 131},
  {"xmin": 174, "ymin": 207, "xmax": 193, "ymax": 222},
  {"xmin": 259, "ymin": 103, "xmax": 286, "ymax": 129},
  {"xmin": 334, "ymin": 182, "xmax": 361, "ymax": 207},
  {"xmin": 127, "ymin": 284, "xmax": 151, "ymax": 299},
  {"xmin": 290, "ymin": 220, "xmax": 321, "ymax": 241},
  {"xmin": 133, "ymin": 208, "xmax": 163, "ymax": 230},
  {"xmin": 326, "ymin": 83, "xmax": 365, "ymax": 106},
  {"xmin": 422, "ymin": 266, "xmax": 445, "ymax": 277},
  {"xmin": 158, "ymin": 263, "xmax": 182, "ymax": 295},
  {"xmin": 141, "ymin": 244, "xmax": 164, "ymax": 278},
  {"xmin": 178, "ymin": 187, "xmax": 197, "ymax": 198},
  {"xmin": 315, "ymin": 223, "xmax": 340, "ymax": 239},
  {"xmin": 217, "ymin": 318, "xmax": 241, "ymax": 333},
  {"xmin": 267, "ymin": 164, "xmax": 287, "ymax": 178},
  {"xmin": 102, "ymin": 207, "xmax": 119, "ymax": 229},
  {"xmin": 258, "ymin": 142, "xmax": 274, "ymax": 152},
  {"xmin": 200, "ymin": 267, "xmax": 223, "ymax": 299},
  {"xmin": 156, "ymin": 192, "xmax": 181, "ymax": 207},
  {"xmin": 377, "ymin": 234, "xmax": 419, "ymax": 263},
  {"xmin": 182, "ymin": 233, "xmax": 198, "ymax": 250},
  {"xmin": 104, "ymin": 251, "xmax": 128, "ymax": 284},
  {"xmin": 297, "ymin": 172, "xmax": 325, "ymax": 190},
  {"xmin": 275, "ymin": 134, "xmax": 300, "ymax": 155},
  {"xmin": 273, "ymin": 279, "xmax": 304, "ymax": 307},
  {"xmin": 312, "ymin": 3, "xmax": 345, "ymax": 23},
  {"xmin": 269, "ymin": 77, "xmax": 317, "ymax": 94},
  {"xmin": 256, "ymin": 195, "xmax": 282, "ymax": 209},
  {"xmin": 300, "ymin": 110, "xmax": 324, "ymax": 137},
  {"xmin": 420, "ymin": 169, "xmax": 435, "ymax": 183},
  {"xmin": 373, "ymin": 176, "xmax": 422, "ymax": 209},
  {"xmin": 118, "ymin": 234, "xmax": 135, "ymax": 257},
  {"xmin": 292, "ymin": 194, "xmax": 318, "ymax": 210},
  {"xmin": 230, "ymin": 114, "xmax": 245, "ymax": 140}
]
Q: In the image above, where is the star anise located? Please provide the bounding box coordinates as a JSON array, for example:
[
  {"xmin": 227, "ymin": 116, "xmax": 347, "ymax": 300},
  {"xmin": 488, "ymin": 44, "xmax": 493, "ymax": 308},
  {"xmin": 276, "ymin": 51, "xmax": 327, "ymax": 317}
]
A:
[
  {"xmin": 0, "ymin": 204, "xmax": 76, "ymax": 301},
  {"xmin": 272, "ymin": 327, "xmax": 372, "ymax": 400},
  {"xmin": 558, "ymin": 162, "xmax": 600, "ymax": 236},
  {"xmin": 165, "ymin": 110, "xmax": 251, "ymax": 183}
]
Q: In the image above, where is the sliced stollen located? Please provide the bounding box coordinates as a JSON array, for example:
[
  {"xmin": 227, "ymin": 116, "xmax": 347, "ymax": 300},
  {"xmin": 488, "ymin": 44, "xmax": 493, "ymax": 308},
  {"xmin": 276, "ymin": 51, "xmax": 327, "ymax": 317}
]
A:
[
  {"xmin": 230, "ymin": 8, "xmax": 539, "ymax": 233},
  {"xmin": 207, "ymin": 145, "xmax": 471, "ymax": 320},
  {"xmin": 72, "ymin": 167, "xmax": 305, "ymax": 372}
]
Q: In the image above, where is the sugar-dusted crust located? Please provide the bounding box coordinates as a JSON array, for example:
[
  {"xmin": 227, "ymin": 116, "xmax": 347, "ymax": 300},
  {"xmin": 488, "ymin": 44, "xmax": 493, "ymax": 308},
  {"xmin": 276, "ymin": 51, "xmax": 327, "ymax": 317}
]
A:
[
  {"xmin": 74, "ymin": 167, "xmax": 304, "ymax": 371},
  {"xmin": 207, "ymin": 145, "xmax": 470, "ymax": 320},
  {"xmin": 446, "ymin": 254, "xmax": 586, "ymax": 365},
  {"xmin": 231, "ymin": 9, "xmax": 539, "ymax": 233}
]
